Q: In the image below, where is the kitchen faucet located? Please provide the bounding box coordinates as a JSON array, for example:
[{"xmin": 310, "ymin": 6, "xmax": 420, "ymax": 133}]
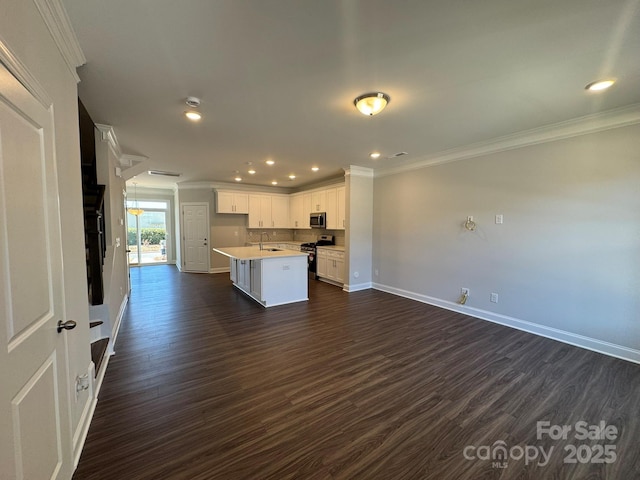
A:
[{"xmin": 259, "ymin": 232, "xmax": 270, "ymax": 250}]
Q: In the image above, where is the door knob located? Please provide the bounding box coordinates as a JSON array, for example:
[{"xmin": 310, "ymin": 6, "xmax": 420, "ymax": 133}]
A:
[{"xmin": 57, "ymin": 320, "xmax": 77, "ymax": 333}]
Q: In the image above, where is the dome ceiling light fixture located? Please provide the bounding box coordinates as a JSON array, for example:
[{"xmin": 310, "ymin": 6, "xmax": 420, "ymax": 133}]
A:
[
  {"xmin": 354, "ymin": 92, "xmax": 390, "ymax": 116},
  {"xmin": 184, "ymin": 96, "xmax": 202, "ymax": 121}
]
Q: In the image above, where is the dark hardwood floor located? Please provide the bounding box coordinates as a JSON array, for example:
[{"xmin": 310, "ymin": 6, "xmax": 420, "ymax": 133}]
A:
[{"xmin": 73, "ymin": 265, "xmax": 640, "ymax": 480}]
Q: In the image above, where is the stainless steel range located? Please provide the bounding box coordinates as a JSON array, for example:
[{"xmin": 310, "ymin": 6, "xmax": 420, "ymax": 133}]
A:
[{"xmin": 301, "ymin": 235, "xmax": 334, "ymax": 278}]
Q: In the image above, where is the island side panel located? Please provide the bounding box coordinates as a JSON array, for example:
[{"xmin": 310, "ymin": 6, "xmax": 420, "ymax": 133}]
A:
[{"xmin": 261, "ymin": 256, "xmax": 308, "ymax": 307}]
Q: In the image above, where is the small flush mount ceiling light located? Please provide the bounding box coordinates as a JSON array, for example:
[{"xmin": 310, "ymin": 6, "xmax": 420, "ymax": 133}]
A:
[
  {"xmin": 288, "ymin": 174, "xmax": 296, "ymax": 180},
  {"xmin": 354, "ymin": 92, "xmax": 390, "ymax": 116},
  {"xmin": 248, "ymin": 169, "xmax": 256, "ymax": 175},
  {"xmin": 369, "ymin": 152, "xmax": 381, "ymax": 159},
  {"xmin": 184, "ymin": 96, "xmax": 202, "ymax": 121},
  {"xmin": 271, "ymin": 181, "xmax": 278, "ymax": 185},
  {"xmin": 266, "ymin": 159, "xmax": 275, "ymax": 165},
  {"xmin": 311, "ymin": 166, "xmax": 319, "ymax": 172},
  {"xmin": 234, "ymin": 176, "xmax": 242, "ymax": 182},
  {"xmin": 585, "ymin": 79, "xmax": 616, "ymax": 92},
  {"xmin": 185, "ymin": 111, "xmax": 202, "ymax": 121}
]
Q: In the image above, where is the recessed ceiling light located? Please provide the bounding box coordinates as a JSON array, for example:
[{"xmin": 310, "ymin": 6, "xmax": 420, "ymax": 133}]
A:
[
  {"xmin": 185, "ymin": 111, "xmax": 202, "ymax": 121},
  {"xmin": 289, "ymin": 174, "xmax": 296, "ymax": 180},
  {"xmin": 266, "ymin": 159, "xmax": 275, "ymax": 165},
  {"xmin": 271, "ymin": 181, "xmax": 278, "ymax": 185},
  {"xmin": 234, "ymin": 176, "xmax": 242, "ymax": 182},
  {"xmin": 354, "ymin": 92, "xmax": 390, "ymax": 116},
  {"xmin": 311, "ymin": 166, "xmax": 319, "ymax": 172},
  {"xmin": 585, "ymin": 79, "xmax": 615, "ymax": 92},
  {"xmin": 369, "ymin": 152, "xmax": 381, "ymax": 159},
  {"xmin": 248, "ymin": 169, "xmax": 256, "ymax": 175}
]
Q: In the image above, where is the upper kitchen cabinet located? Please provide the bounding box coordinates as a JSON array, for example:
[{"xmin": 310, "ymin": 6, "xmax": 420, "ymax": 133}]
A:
[
  {"xmin": 271, "ymin": 195, "xmax": 290, "ymax": 228},
  {"xmin": 248, "ymin": 194, "xmax": 272, "ymax": 228},
  {"xmin": 325, "ymin": 187, "xmax": 337, "ymax": 229},
  {"xmin": 337, "ymin": 186, "xmax": 345, "ymax": 230},
  {"xmin": 216, "ymin": 191, "xmax": 249, "ymax": 214},
  {"xmin": 311, "ymin": 190, "xmax": 326, "ymax": 213}
]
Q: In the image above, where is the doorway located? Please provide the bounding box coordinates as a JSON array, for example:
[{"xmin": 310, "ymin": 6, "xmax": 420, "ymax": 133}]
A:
[{"xmin": 127, "ymin": 200, "xmax": 170, "ymax": 265}]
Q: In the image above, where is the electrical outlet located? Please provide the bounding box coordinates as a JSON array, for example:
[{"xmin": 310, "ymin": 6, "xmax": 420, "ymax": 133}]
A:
[
  {"xmin": 490, "ymin": 293, "xmax": 499, "ymax": 303},
  {"xmin": 461, "ymin": 288, "xmax": 469, "ymax": 295},
  {"xmin": 495, "ymin": 214, "xmax": 503, "ymax": 224}
]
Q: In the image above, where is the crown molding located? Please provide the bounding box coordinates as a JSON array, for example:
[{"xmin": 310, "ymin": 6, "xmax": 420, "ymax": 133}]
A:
[
  {"xmin": 120, "ymin": 154, "xmax": 148, "ymax": 167},
  {"xmin": 0, "ymin": 34, "xmax": 53, "ymax": 108},
  {"xmin": 95, "ymin": 124, "xmax": 122, "ymax": 159},
  {"xmin": 344, "ymin": 165, "xmax": 374, "ymax": 177},
  {"xmin": 375, "ymin": 103, "xmax": 640, "ymax": 178},
  {"xmin": 33, "ymin": 0, "xmax": 86, "ymax": 83}
]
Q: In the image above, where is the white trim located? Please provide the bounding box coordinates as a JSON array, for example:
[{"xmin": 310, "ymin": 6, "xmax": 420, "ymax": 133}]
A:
[
  {"xmin": 372, "ymin": 282, "xmax": 640, "ymax": 364},
  {"xmin": 0, "ymin": 34, "xmax": 53, "ymax": 107},
  {"xmin": 120, "ymin": 153, "xmax": 147, "ymax": 167},
  {"xmin": 343, "ymin": 282, "xmax": 372, "ymax": 292},
  {"xmin": 344, "ymin": 165, "xmax": 374, "ymax": 177},
  {"xmin": 95, "ymin": 124, "xmax": 122, "ymax": 159},
  {"xmin": 210, "ymin": 267, "xmax": 230, "ymax": 274},
  {"xmin": 375, "ymin": 103, "xmax": 640, "ymax": 178},
  {"xmin": 110, "ymin": 294, "xmax": 128, "ymax": 352},
  {"xmin": 32, "ymin": 0, "xmax": 85, "ymax": 82}
]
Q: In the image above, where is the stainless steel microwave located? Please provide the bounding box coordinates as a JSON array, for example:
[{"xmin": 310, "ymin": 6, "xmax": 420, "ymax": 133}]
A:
[{"xmin": 310, "ymin": 212, "xmax": 326, "ymax": 229}]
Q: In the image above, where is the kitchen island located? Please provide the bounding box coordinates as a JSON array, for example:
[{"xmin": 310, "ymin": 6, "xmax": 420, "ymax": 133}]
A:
[{"xmin": 212, "ymin": 246, "xmax": 309, "ymax": 307}]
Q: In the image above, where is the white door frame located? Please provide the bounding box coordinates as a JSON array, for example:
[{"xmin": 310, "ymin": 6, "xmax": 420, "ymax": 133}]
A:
[{"xmin": 180, "ymin": 202, "xmax": 210, "ymax": 273}]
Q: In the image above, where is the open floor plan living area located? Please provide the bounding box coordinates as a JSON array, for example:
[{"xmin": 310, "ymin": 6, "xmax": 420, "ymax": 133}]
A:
[{"xmin": 1, "ymin": 1, "xmax": 639, "ymax": 479}]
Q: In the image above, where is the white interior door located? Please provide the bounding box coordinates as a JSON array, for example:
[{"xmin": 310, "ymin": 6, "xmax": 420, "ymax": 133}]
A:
[
  {"xmin": 0, "ymin": 64, "xmax": 73, "ymax": 478},
  {"xmin": 182, "ymin": 203, "xmax": 209, "ymax": 272}
]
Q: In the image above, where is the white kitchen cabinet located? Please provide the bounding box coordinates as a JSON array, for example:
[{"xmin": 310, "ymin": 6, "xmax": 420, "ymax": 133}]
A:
[
  {"xmin": 271, "ymin": 195, "xmax": 290, "ymax": 228},
  {"xmin": 325, "ymin": 187, "xmax": 337, "ymax": 229},
  {"xmin": 290, "ymin": 193, "xmax": 303, "ymax": 228},
  {"xmin": 337, "ymin": 185, "xmax": 346, "ymax": 230},
  {"xmin": 217, "ymin": 191, "xmax": 249, "ymax": 214},
  {"xmin": 248, "ymin": 194, "xmax": 272, "ymax": 228},
  {"xmin": 316, "ymin": 248, "xmax": 344, "ymax": 285},
  {"xmin": 316, "ymin": 249, "xmax": 328, "ymax": 278},
  {"xmin": 311, "ymin": 190, "xmax": 326, "ymax": 213},
  {"xmin": 301, "ymin": 193, "xmax": 311, "ymax": 228},
  {"xmin": 236, "ymin": 259, "xmax": 251, "ymax": 291},
  {"xmin": 250, "ymin": 259, "xmax": 262, "ymax": 300}
]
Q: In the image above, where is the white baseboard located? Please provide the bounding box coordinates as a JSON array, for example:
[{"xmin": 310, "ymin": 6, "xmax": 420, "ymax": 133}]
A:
[
  {"xmin": 373, "ymin": 282, "xmax": 640, "ymax": 364},
  {"xmin": 210, "ymin": 267, "xmax": 230, "ymax": 274},
  {"xmin": 343, "ymin": 281, "xmax": 372, "ymax": 292},
  {"xmin": 110, "ymin": 294, "xmax": 128, "ymax": 354}
]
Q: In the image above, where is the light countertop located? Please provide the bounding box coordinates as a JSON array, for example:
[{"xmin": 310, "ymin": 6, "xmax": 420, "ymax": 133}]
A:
[
  {"xmin": 213, "ymin": 246, "xmax": 309, "ymax": 261},
  {"xmin": 316, "ymin": 245, "xmax": 345, "ymax": 252}
]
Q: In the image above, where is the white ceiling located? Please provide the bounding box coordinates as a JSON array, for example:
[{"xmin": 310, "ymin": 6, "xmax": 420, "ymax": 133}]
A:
[{"xmin": 62, "ymin": 0, "xmax": 640, "ymax": 189}]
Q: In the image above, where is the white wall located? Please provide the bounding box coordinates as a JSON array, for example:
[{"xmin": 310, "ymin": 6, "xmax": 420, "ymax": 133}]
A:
[
  {"xmin": 0, "ymin": 0, "xmax": 92, "ymax": 463},
  {"xmin": 95, "ymin": 135, "xmax": 129, "ymax": 342},
  {"xmin": 373, "ymin": 124, "xmax": 640, "ymax": 360},
  {"xmin": 345, "ymin": 167, "xmax": 374, "ymax": 291}
]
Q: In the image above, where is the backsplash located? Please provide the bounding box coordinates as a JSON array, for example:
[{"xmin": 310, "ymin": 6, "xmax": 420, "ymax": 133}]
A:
[{"xmin": 246, "ymin": 229, "xmax": 345, "ymax": 246}]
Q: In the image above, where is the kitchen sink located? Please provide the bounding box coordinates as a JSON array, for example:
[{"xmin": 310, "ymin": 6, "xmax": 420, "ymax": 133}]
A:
[{"xmin": 264, "ymin": 248, "xmax": 281, "ymax": 252}]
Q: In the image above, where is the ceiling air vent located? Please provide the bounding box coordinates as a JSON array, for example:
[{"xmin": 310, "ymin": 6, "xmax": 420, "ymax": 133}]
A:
[
  {"xmin": 389, "ymin": 152, "xmax": 408, "ymax": 158},
  {"xmin": 148, "ymin": 170, "xmax": 181, "ymax": 177}
]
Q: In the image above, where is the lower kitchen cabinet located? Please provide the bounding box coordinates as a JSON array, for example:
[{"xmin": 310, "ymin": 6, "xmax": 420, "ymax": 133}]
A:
[{"xmin": 316, "ymin": 248, "xmax": 344, "ymax": 285}]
